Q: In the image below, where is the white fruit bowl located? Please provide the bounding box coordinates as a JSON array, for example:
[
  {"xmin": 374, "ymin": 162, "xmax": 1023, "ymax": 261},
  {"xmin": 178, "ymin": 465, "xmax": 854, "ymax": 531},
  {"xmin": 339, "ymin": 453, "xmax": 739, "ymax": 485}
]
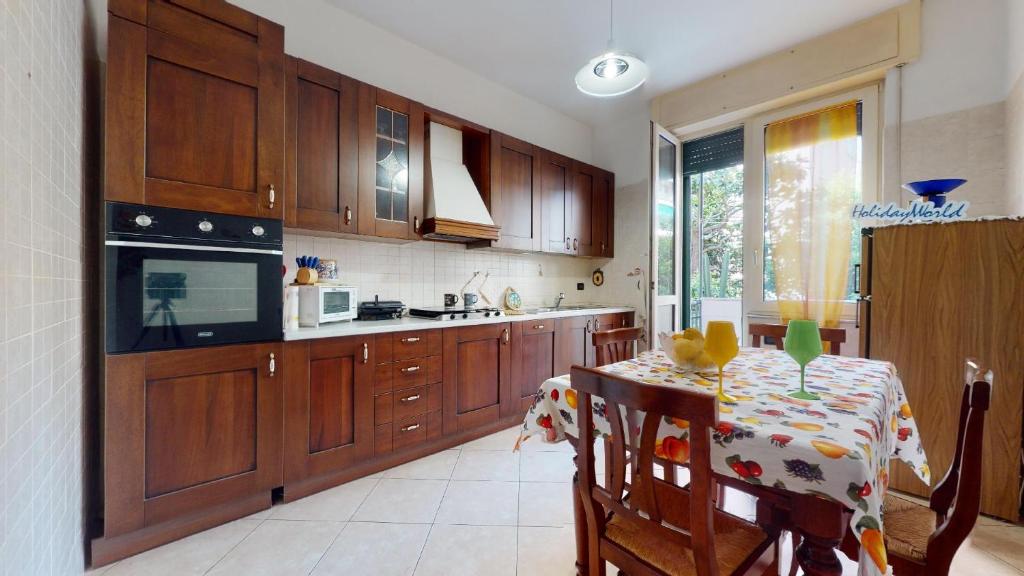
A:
[{"xmin": 658, "ymin": 332, "xmax": 716, "ymax": 371}]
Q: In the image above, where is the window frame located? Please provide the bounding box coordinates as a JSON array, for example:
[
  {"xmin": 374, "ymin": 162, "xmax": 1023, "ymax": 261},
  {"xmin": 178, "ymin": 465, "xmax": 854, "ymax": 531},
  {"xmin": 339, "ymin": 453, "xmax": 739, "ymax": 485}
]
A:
[{"xmin": 742, "ymin": 84, "xmax": 880, "ymax": 320}]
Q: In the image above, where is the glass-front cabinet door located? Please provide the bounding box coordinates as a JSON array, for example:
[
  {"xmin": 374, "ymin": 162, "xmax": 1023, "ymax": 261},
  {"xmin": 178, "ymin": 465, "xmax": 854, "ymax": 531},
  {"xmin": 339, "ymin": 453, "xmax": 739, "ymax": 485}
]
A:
[{"xmin": 358, "ymin": 86, "xmax": 424, "ymax": 239}]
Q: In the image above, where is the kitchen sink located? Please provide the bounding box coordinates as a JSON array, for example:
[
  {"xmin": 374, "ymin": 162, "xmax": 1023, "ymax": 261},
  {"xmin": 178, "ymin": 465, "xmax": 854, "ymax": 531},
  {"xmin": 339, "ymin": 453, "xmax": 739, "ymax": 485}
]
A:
[{"xmin": 524, "ymin": 304, "xmax": 611, "ymax": 313}]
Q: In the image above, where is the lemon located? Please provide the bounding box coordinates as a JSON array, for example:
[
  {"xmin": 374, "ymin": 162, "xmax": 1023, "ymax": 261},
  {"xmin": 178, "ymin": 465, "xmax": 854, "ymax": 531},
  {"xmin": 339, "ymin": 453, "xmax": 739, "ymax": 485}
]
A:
[
  {"xmin": 673, "ymin": 338, "xmax": 703, "ymax": 360},
  {"xmin": 682, "ymin": 327, "xmax": 703, "ymax": 340}
]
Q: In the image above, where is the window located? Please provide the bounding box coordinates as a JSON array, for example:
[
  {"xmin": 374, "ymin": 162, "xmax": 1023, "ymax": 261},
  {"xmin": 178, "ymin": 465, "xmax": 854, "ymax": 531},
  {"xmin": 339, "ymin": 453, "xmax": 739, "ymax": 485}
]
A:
[{"xmin": 744, "ymin": 86, "xmax": 879, "ymax": 322}]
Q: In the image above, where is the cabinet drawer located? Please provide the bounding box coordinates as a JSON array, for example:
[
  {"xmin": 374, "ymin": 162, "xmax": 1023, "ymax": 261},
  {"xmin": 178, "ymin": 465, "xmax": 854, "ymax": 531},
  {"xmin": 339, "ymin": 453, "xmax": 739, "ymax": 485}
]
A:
[
  {"xmin": 521, "ymin": 320, "xmax": 555, "ymax": 335},
  {"xmin": 374, "ymin": 393, "xmax": 392, "ymax": 424},
  {"xmin": 594, "ymin": 313, "xmax": 628, "ymax": 331},
  {"xmin": 375, "ymin": 423, "xmax": 392, "ymax": 455},
  {"xmin": 393, "ymin": 358, "xmax": 428, "ymax": 390},
  {"xmin": 393, "ymin": 331, "xmax": 429, "ymax": 360},
  {"xmin": 393, "ymin": 385, "xmax": 428, "ymax": 421},
  {"xmin": 374, "ymin": 363, "xmax": 393, "ymax": 394},
  {"xmin": 393, "ymin": 413, "xmax": 428, "ymax": 450}
]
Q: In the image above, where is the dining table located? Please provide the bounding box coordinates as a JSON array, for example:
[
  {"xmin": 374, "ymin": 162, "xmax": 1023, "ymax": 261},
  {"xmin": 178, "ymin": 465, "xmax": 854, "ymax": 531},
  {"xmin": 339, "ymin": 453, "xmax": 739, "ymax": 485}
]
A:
[{"xmin": 517, "ymin": 347, "xmax": 930, "ymax": 576}]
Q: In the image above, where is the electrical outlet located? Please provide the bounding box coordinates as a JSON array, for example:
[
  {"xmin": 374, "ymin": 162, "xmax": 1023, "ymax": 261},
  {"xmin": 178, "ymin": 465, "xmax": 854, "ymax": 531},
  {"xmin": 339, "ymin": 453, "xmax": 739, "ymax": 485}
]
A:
[{"xmin": 577, "ymin": 282, "xmax": 584, "ymax": 291}]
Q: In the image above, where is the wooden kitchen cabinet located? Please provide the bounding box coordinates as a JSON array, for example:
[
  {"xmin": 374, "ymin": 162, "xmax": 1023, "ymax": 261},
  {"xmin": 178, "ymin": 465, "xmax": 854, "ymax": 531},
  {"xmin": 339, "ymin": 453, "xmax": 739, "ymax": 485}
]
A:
[
  {"xmin": 283, "ymin": 336, "xmax": 375, "ymax": 492},
  {"xmin": 593, "ymin": 166, "xmax": 615, "ymax": 257},
  {"xmin": 511, "ymin": 320, "xmax": 557, "ymax": 412},
  {"xmin": 95, "ymin": 342, "xmax": 282, "ymax": 565},
  {"xmin": 488, "ymin": 132, "xmax": 542, "ymax": 251},
  {"xmin": 553, "ymin": 312, "xmax": 635, "ymax": 374},
  {"xmin": 284, "ymin": 57, "xmax": 359, "ymax": 233},
  {"xmin": 374, "ymin": 330, "xmax": 443, "ymax": 455},
  {"xmin": 443, "ymin": 323, "xmax": 513, "ymax": 433},
  {"xmin": 358, "ymin": 85, "xmax": 425, "ymax": 239},
  {"xmin": 540, "ymin": 149, "xmax": 573, "ymax": 254},
  {"xmin": 105, "ymin": 1, "xmax": 284, "ymax": 218}
]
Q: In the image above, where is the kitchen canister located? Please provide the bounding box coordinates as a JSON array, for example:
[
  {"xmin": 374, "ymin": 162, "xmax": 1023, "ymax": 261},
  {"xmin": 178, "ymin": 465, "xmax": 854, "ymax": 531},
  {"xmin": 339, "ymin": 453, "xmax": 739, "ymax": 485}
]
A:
[
  {"xmin": 284, "ymin": 284, "xmax": 300, "ymax": 332},
  {"xmin": 316, "ymin": 259, "xmax": 338, "ymax": 280}
]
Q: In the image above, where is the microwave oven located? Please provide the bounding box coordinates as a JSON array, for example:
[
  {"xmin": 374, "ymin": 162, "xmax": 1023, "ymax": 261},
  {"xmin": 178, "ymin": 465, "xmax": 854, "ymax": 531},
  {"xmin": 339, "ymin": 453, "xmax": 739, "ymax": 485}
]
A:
[{"xmin": 298, "ymin": 284, "xmax": 358, "ymax": 326}]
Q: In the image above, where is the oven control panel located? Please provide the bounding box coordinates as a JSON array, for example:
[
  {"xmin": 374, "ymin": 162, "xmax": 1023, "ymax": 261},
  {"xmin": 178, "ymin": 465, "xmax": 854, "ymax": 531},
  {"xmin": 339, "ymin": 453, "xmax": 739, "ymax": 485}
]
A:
[{"xmin": 106, "ymin": 201, "xmax": 283, "ymax": 246}]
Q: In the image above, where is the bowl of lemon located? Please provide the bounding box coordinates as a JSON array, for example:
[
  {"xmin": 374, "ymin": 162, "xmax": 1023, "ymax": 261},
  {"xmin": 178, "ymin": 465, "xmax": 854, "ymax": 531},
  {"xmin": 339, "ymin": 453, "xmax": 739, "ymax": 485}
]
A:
[{"xmin": 658, "ymin": 328, "xmax": 716, "ymax": 371}]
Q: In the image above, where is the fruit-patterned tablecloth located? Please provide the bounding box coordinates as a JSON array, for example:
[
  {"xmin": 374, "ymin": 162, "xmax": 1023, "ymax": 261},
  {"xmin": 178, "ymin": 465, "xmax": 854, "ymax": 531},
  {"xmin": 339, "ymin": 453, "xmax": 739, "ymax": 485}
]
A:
[{"xmin": 518, "ymin": 348, "xmax": 929, "ymax": 576}]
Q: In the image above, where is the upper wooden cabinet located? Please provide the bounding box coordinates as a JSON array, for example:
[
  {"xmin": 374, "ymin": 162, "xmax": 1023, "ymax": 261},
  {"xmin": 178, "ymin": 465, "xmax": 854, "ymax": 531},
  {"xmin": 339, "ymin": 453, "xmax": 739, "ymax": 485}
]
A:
[
  {"xmin": 358, "ymin": 86, "xmax": 425, "ymax": 240},
  {"xmin": 105, "ymin": 0, "xmax": 284, "ymax": 218},
  {"xmin": 489, "ymin": 132, "xmax": 542, "ymax": 251},
  {"xmin": 540, "ymin": 150, "xmax": 573, "ymax": 254},
  {"xmin": 284, "ymin": 57, "xmax": 359, "ymax": 233},
  {"xmin": 539, "ymin": 150, "xmax": 615, "ymax": 257}
]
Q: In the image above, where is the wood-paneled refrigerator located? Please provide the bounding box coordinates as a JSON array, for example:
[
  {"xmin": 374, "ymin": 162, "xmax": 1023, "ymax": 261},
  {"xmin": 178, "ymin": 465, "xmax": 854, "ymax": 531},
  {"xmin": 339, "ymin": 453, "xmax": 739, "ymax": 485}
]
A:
[{"xmin": 859, "ymin": 219, "xmax": 1023, "ymax": 521}]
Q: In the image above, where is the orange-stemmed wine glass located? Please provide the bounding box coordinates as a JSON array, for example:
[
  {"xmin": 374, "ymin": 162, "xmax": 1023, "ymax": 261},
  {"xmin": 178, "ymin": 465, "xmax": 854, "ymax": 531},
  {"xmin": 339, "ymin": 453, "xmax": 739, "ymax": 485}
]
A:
[{"xmin": 704, "ymin": 321, "xmax": 739, "ymax": 403}]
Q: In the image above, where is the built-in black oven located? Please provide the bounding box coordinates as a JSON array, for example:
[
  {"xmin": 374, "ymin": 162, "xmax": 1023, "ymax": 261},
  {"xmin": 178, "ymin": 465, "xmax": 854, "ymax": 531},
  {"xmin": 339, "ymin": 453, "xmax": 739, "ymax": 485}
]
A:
[{"xmin": 105, "ymin": 202, "xmax": 283, "ymax": 353}]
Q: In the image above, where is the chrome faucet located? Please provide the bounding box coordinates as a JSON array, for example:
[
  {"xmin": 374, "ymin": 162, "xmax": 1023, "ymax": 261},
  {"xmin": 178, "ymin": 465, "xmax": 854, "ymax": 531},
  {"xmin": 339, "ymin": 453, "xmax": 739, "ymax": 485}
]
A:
[{"xmin": 554, "ymin": 292, "xmax": 565, "ymax": 309}]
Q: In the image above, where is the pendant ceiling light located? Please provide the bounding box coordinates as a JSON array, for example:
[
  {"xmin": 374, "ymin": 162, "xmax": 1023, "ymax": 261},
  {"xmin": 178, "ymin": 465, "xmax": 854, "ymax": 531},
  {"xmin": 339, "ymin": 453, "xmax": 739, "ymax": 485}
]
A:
[{"xmin": 575, "ymin": 0, "xmax": 648, "ymax": 97}]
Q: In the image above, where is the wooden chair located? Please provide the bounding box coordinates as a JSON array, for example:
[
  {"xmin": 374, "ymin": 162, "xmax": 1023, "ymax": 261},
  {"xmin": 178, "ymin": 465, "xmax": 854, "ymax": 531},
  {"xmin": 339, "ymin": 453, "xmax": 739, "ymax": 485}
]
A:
[
  {"xmin": 748, "ymin": 323, "xmax": 846, "ymax": 355},
  {"xmin": 593, "ymin": 327, "xmax": 643, "ymax": 366},
  {"xmin": 572, "ymin": 366, "xmax": 779, "ymax": 576},
  {"xmin": 878, "ymin": 359, "xmax": 993, "ymax": 576}
]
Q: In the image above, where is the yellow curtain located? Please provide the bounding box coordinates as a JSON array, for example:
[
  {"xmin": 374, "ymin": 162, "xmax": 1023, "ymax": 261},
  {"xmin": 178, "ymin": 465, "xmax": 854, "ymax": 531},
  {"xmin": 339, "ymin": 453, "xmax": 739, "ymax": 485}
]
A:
[{"xmin": 765, "ymin": 101, "xmax": 859, "ymax": 329}]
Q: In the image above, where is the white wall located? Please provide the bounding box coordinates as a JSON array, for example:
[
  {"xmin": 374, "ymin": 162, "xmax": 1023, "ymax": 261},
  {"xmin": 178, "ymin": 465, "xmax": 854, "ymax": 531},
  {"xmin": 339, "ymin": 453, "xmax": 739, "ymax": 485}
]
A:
[
  {"xmin": 899, "ymin": 0, "xmax": 1008, "ymax": 123},
  {"xmin": 1007, "ymin": 0, "xmax": 1024, "ymax": 215},
  {"xmin": 884, "ymin": 0, "xmax": 1015, "ymax": 215},
  {"xmin": 229, "ymin": 0, "xmax": 593, "ymax": 163},
  {"xmin": 0, "ymin": 0, "xmax": 89, "ymax": 574}
]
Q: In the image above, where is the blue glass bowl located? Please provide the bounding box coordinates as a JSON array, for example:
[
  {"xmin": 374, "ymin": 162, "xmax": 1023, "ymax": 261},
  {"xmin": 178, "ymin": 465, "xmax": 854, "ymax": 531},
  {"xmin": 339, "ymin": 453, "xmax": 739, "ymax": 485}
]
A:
[{"xmin": 902, "ymin": 179, "xmax": 966, "ymax": 208}]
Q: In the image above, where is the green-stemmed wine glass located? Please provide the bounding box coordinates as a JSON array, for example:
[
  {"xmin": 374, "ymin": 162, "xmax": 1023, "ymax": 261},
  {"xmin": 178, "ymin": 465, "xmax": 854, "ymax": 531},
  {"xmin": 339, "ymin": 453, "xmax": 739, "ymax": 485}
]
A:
[{"xmin": 784, "ymin": 319, "xmax": 823, "ymax": 400}]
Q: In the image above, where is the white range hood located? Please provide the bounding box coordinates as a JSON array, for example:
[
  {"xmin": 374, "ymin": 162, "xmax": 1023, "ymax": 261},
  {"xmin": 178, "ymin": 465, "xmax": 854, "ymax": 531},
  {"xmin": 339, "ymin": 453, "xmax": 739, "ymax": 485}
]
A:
[{"xmin": 421, "ymin": 122, "xmax": 500, "ymax": 243}]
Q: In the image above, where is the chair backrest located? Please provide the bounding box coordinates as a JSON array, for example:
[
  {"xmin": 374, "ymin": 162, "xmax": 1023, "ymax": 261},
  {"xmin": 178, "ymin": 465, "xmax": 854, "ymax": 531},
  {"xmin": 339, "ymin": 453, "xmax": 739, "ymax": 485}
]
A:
[
  {"xmin": 592, "ymin": 327, "xmax": 643, "ymax": 366},
  {"xmin": 925, "ymin": 359, "xmax": 992, "ymax": 570},
  {"xmin": 571, "ymin": 365, "xmax": 720, "ymax": 576},
  {"xmin": 748, "ymin": 322, "xmax": 847, "ymax": 355}
]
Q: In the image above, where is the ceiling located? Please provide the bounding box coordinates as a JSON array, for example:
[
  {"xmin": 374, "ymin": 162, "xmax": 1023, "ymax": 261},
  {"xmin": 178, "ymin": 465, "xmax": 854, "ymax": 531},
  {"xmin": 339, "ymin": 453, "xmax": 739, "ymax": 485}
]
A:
[{"xmin": 326, "ymin": 0, "xmax": 904, "ymax": 126}]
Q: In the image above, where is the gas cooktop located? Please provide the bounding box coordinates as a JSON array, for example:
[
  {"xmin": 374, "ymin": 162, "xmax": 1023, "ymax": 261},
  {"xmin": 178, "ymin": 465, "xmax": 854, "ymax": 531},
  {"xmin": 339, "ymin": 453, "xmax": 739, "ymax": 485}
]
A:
[{"xmin": 408, "ymin": 306, "xmax": 504, "ymax": 321}]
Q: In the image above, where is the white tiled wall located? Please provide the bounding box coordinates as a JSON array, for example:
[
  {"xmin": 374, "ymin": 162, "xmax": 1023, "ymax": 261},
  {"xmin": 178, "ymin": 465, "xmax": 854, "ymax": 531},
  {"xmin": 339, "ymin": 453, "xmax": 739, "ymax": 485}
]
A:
[
  {"xmin": 0, "ymin": 0, "xmax": 87, "ymax": 574},
  {"xmin": 1008, "ymin": 72, "xmax": 1024, "ymax": 216},
  {"xmin": 285, "ymin": 234, "xmax": 608, "ymax": 309}
]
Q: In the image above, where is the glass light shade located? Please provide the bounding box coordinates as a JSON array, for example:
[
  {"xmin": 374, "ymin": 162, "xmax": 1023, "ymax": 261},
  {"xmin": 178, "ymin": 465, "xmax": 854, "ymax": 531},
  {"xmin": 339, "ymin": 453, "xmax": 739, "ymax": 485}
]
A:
[{"xmin": 575, "ymin": 51, "xmax": 648, "ymax": 97}]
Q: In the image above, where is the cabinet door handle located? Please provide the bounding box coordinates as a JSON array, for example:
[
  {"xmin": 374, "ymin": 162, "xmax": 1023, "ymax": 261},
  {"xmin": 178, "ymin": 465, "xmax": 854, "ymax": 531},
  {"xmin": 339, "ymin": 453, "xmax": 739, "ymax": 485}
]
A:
[
  {"xmin": 565, "ymin": 237, "xmax": 570, "ymax": 251},
  {"xmin": 594, "ymin": 319, "xmax": 601, "ymax": 331},
  {"xmin": 573, "ymin": 238, "xmax": 578, "ymax": 251},
  {"xmin": 269, "ymin": 353, "xmax": 276, "ymax": 377},
  {"xmin": 401, "ymin": 365, "xmax": 420, "ymax": 373},
  {"xmin": 533, "ymin": 324, "xmax": 544, "ymax": 330},
  {"xmin": 853, "ymin": 263, "xmax": 861, "ymax": 294},
  {"xmin": 268, "ymin": 184, "xmax": 276, "ymax": 209},
  {"xmin": 585, "ymin": 319, "xmax": 592, "ymax": 333},
  {"xmin": 399, "ymin": 394, "xmax": 421, "ymax": 403},
  {"xmin": 503, "ymin": 328, "xmax": 509, "ymax": 344},
  {"xmin": 601, "ymin": 242, "xmax": 606, "ymax": 254},
  {"xmin": 400, "ymin": 423, "xmax": 420, "ymax": 433},
  {"xmin": 362, "ymin": 342, "xmax": 368, "ymax": 364},
  {"xmin": 414, "ymin": 216, "xmax": 420, "ymax": 232},
  {"xmin": 401, "ymin": 336, "xmax": 421, "ymax": 343},
  {"xmin": 344, "ymin": 206, "xmax": 352, "ymax": 225}
]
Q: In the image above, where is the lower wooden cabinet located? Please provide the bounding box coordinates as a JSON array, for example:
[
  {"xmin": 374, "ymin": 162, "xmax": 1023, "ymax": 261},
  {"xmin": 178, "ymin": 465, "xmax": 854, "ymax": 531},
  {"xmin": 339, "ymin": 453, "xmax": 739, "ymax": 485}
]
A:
[
  {"xmin": 443, "ymin": 323, "xmax": 514, "ymax": 432},
  {"xmin": 283, "ymin": 336, "xmax": 375, "ymax": 488},
  {"xmin": 554, "ymin": 312, "xmax": 636, "ymax": 374},
  {"xmin": 96, "ymin": 343, "xmax": 282, "ymax": 564},
  {"xmin": 512, "ymin": 320, "xmax": 557, "ymax": 411}
]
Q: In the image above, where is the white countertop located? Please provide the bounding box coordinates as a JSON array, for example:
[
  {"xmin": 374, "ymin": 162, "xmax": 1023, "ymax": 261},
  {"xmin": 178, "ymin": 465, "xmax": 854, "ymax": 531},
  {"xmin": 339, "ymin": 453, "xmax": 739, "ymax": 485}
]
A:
[{"xmin": 283, "ymin": 305, "xmax": 635, "ymax": 341}]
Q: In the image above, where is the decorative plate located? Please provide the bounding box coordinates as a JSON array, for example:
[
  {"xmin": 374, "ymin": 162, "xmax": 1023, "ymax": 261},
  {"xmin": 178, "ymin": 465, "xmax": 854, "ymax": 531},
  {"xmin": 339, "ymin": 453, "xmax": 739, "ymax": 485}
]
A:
[
  {"xmin": 592, "ymin": 268, "xmax": 605, "ymax": 286},
  {"xmin": 504, "ymin": 287, "xmax": 522, "ymax": 310}
]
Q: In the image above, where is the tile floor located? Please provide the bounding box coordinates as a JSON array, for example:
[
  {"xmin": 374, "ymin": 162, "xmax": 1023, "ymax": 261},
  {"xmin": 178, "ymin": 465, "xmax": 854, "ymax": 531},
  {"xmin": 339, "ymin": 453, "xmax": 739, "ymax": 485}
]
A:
[{"xmin": 86, "ymin": 426, "xmax": 1024, "ymax": 576}]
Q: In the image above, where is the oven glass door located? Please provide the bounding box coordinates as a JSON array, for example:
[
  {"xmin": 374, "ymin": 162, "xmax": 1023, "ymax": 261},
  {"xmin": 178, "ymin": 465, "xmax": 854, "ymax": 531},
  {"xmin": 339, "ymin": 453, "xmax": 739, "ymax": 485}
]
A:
[{"xmin": 106, "ymin": 242, "xmax": 282, "ymax": 353}]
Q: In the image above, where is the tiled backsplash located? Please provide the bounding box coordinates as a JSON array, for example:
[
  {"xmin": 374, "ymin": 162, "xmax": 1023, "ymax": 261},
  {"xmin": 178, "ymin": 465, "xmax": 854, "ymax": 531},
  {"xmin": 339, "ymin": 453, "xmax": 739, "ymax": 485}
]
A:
[{"xmin": 285, "ymin": 234, "xmax": 603, "ymax": 308}]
